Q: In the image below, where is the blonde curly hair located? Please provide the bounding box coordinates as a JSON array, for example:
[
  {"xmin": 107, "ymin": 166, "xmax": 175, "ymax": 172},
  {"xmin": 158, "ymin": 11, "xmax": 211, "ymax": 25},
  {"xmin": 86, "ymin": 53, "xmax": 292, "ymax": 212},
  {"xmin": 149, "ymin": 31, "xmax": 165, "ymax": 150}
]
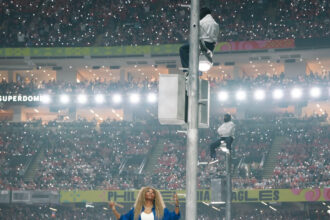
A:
[{"xmin": 134, "ymin": 186, "xmax": 165, "ymax": 220}]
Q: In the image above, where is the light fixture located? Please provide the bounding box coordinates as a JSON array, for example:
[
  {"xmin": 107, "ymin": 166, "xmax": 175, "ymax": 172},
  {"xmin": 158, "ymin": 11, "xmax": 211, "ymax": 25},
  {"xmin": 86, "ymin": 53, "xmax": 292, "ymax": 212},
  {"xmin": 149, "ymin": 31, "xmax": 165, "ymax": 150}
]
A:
[
  {"xmin": 218, "ymin": 91, "xmax": 228, "ymax": 102},
  {"xmin": 77, "ymin": 94, "xmax": 88, "ymax": 104},
  {"xmin": 40, "ymin": 94, "xmax": 51, "ymax": 104},
  {"xmin": 129, "ymin": 93, "xmax": 140, "ymax": 104},
  {"xmin": 310, "ymin": 87, "xmax": 321, "ymax": 98},
  {"xmin": 60, "ymin": 94, "xmax": 70, "ymax": 104},
  {"xmin": 147, "ymin": 93, "xmax": 157, "ymax": 103},
  {"xmin": 112, "ymin": 94, "xmax": 122, "ymax": 104},
  {"xmin": 199, "ymin": 53, "xmax": 213, "ymax": 72},
  {"xmin": 236, "ymin": 90, "xmax": 246, "ymax": 101},
  {"xmin": 254, "ymin": 89, "xmax": 265, "ymax": 101},
  {"xmin": 273, "ymin": 89, "xmax": 284, "ymax": 100},
  {"xmin": 94, "ymin": 94, "xmax": 105, "ymax": 104},
  {"xmin": 291, "ymin": 88, "xmax": 302, "ymax": 99}
]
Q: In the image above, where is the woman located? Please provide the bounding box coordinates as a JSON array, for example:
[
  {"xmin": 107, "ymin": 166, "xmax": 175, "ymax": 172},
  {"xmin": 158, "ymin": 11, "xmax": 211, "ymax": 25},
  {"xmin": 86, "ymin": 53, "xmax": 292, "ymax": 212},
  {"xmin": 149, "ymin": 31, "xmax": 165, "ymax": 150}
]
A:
[{"xmin": 109, "ymin": 187, "xmax": 180, "ymax": 220}]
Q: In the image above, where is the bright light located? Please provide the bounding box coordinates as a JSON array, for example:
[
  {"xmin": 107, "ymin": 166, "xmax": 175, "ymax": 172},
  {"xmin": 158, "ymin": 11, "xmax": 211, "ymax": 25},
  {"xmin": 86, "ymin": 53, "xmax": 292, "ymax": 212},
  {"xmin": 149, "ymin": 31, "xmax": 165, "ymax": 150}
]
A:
[
  {"xmin": 199, "ymin": 61, "xmax": 212, "ymax": 72},
  {"xmin": 310, "ymin": 87, "xmax": 321, "ymax": 98},
  {"xmin": 273, "ymin": 89, "xmax": 284, "ymax": 100},
  {"xmin": 236, "ymin": 90, "xmax": 246, "ymax": 101},
  {"xmin": 112, "ymin": 94, "xmax": 122, "ymax": 104},
  {"xmin": 199, "ymin": 53, "xmax": 213, "ymax": 72},
  {"xmin": 94, "ymin": 94, "xmax": 105, "ymax": 104},
  {"xmin": 291, "ymin": 88, "xmax": 302, "ymax": 99},
  {"xmin": 60, "ymin": 94, "xmax": 70, "ymax": 104},
  {"xmin": 218, "ymin": 91, "xmax": 228, "ymax": 102},
  {"xmin": 77, "ymin": 94, "xmax": 87, "ymax": 104},
  {"xmin": 40, "ymin": 94, "xmax": 51, "ymax": 104},
  {"xmin": 129, "ymin": 93, "xmax": 140, "ymax": 104},
  {"xmin": 147, "ymin": 93, "xmax": 157, "ymax": 103},
  {"xmin": 254, "ymin": 89, "xmax": 265, "ymax": 101}
]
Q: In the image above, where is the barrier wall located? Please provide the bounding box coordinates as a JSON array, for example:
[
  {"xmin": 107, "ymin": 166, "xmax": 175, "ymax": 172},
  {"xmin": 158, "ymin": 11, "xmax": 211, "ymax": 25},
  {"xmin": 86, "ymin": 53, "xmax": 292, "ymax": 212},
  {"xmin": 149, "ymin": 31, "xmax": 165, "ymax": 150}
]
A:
[
  {"xmin": 0, "ymin": 39, "xmax": 295, "ymax": 58},
  {"xmin": 60, "ymin": 188, "xmax": 329, "ymax": 204},
  {"xmin": 0, "ymin": 189, "xmax": 328, "ymax": 204}
]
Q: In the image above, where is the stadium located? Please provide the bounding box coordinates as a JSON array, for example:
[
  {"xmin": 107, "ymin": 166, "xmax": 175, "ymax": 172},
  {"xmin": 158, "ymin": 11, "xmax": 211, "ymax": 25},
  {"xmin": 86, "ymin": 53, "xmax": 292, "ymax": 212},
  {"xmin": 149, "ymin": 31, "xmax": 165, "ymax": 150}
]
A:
[{"xmin": 0, "ymin": 0, "xmax": 329, "ymax": 219}]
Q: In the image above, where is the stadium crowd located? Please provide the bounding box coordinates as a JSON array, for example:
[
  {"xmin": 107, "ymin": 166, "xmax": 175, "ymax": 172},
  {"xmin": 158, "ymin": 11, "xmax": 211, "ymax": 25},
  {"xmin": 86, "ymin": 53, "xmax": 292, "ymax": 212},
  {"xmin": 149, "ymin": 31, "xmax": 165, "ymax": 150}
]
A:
[
  {"xmin": 0, "ymin": 203, "xmax": 328, "ymax": 220},
  {"xmin": 0, "ymin": 113, "xmax": 328, "ymax": 191},
  {"xmin": 0, "ymin": 78, "xmax": 158, "ymax": 96},
  {"xmin": 0, "ymin": 0, "xmax": 329, "ymax": 47},
  {"xmin": 210, "ymin": 71, "xmax": 329, "ymax": 90}
]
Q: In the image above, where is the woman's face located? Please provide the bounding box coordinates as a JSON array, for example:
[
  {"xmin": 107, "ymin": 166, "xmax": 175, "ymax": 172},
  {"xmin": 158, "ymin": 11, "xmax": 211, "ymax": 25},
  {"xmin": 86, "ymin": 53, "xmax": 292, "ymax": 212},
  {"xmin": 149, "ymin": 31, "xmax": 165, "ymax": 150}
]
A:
[{"xmin": 145, "ymin": 188, "xmax": 155, "ymax": 201}]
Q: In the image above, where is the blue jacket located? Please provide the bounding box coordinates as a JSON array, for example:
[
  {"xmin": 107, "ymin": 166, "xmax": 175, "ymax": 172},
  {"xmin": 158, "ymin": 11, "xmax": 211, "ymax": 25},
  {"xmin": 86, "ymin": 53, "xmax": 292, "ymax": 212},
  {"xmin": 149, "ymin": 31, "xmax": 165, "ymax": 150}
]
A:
[{"xmin": 119, "ymin": 207, "xmax": 180, "ymax": 220}]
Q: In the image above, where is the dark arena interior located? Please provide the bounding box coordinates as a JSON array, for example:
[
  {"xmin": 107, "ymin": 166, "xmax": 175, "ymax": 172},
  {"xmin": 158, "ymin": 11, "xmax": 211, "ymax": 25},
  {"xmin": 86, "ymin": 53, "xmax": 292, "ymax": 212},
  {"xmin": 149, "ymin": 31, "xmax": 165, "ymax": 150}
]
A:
[{"xmin": 0, "ymin": 0, "xmax": 329, "ymax": 219}]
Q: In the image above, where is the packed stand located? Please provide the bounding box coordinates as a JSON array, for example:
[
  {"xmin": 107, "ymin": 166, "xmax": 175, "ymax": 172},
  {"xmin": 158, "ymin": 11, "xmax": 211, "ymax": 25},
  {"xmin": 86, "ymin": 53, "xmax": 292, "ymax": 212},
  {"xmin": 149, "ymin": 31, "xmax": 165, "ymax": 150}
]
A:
[
  {"xmin": 209, "ymin": 71, "xmax": 330, "ymax": 91},
  {"xmin": 0, "ymin": 78, "xmax": 158, "ymax": 97},
  {"xmin": 145, "ymin": 115, "xmax": 329, "ymax": 190},
  {"xmin": 150, "ymin": 134, "xmax": 186, "ymax": 189},
  {"xmin": 0, "ymin": 121, "xmax": 46, "ymax": 190},
  {"xmin": 272, "ymin": 123, "xmax": 329, "ymax": 188},
  {"xmin": 0, "ymin": 114, "xmax": 329, "ymax": 191},
  {"xmin": 0, "ymin": 203, "xmax": 328, "ymax": 220},
  {"xmin": 224, "ymin": 116, "xmax": 330, "ymax": 189},
  {"xmin": 0, "ymin": 0, "xmax": 329, "ymax": 47},
  {"xmin": 34, "ymin": 120, "xmax": 158, "ymax": 190}
]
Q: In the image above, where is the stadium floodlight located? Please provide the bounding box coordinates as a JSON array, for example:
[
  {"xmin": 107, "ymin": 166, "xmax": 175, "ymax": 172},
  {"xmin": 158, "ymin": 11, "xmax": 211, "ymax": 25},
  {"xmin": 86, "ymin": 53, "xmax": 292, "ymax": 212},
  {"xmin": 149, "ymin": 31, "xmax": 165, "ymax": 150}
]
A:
[
  {"xmin": 94, "ymin": 94, "xmax": 105, "ymax": 104},
  {"xmin": 40, "ymin": 94, "xmax": 51, "ymax": 104},
  {"xmin": 235, "ymin": 90, "xmax": 246, "ymax": 101},
  {"xmin": 273, "ymin": 89, "xmax": 284, "ymax": 100},
  {"xmin": 199, "ymin": 58, "xmax": 212, "ymax": 72},
  {"xmin": 147, "ymin": 93, "xmax": 157, "ymax": 103},
  {"xmin": 291, "ymin": 87, "xmax": 302, "ymax": 99},
  {"xmin": 112, "ymin": 94, "xmax": 122, "ymax": 104},
  {"xmin": 60, "ymin": 94, "xmax": 70, "ymax": 104},
  {"xmin": 129, "ymin": 93, "xmax": 140, "ymax": 104},
  {"xmin": 218, "ymin": 91, "xmax": 228, "ymax": 102},
  {"xmin": 77, "ymin": 94, "xmax": 88, "ymax": 104},
  {"xmin": 309, "ymin": 87, "xmax": 321, "ymax": 98},
  {"xmin": 254, "ymin": 89, "xmax": 265, "ymax": 101}
]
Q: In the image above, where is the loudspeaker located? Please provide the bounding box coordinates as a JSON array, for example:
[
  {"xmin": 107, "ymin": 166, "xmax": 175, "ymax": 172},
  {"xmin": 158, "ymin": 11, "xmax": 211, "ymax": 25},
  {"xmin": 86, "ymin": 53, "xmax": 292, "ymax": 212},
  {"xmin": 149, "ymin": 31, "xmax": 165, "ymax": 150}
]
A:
[
  {"xmin": 158, "ymin": 74, "xmax": 186, "ymax": 125},
  {"xmin": 211, "ymin": 178, "xmax": 226, "ymax": 203}
]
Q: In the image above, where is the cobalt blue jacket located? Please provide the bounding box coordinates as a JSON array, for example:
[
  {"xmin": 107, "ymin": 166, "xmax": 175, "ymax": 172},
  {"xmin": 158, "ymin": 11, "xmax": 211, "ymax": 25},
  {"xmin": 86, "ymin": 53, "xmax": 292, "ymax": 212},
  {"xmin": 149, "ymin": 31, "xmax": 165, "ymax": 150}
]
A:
[{"xmin": 119, "ymin": 207, "xmax": 180, "ymax": 220}]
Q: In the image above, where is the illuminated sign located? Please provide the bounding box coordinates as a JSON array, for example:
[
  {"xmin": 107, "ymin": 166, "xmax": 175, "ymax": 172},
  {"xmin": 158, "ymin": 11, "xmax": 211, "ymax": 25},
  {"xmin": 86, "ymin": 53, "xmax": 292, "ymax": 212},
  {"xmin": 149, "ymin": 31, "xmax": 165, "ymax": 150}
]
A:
[{"xmin": 0, "ymin": 95, "xmax": 41, "ymax": 102}]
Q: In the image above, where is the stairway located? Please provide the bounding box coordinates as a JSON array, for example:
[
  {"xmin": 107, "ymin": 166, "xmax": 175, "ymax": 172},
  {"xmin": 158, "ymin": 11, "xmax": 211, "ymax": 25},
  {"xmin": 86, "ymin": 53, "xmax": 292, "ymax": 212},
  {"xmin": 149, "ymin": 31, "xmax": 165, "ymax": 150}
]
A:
[
  {"xmin": 262, "ymin": 136, "xmax": 286, "ymax": 179},
  {"xmin": 23, "ymin": 148, "xmax": 45, "ymax": 182},
  {"xmin": 93, "ymin": 33, "xmax": 105, "ymax": 46},
  {"xmin": 143, "ymin": 138, "xmax": 165, "ymax": 174}
]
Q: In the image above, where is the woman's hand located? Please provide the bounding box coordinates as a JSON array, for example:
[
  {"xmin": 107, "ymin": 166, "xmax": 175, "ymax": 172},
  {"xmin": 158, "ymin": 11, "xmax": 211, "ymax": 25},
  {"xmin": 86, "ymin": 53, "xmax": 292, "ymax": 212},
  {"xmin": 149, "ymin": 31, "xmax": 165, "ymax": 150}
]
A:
[
  {"xmin": 173, "ymin": 193, "xmax": 179, "ymax": 207},
  {"xmin": 109, "ymin": 201, "xmax": 116, "ymax": 211},
  {"xmin": 173, "ymin": 193, "xmax": 180, "ymax": 215},
  {"xmin": 109, "ymin": 201, "xmax": 121, "ymax": 219}
]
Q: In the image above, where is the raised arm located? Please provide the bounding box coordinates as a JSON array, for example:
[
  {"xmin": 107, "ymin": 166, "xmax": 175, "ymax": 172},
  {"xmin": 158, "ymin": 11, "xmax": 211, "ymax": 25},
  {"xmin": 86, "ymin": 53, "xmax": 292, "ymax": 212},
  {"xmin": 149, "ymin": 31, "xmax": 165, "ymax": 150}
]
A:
[
  {"xmin": 109, "ymin": 201, "xmax": 121, "ymax": 220},
  {"xmin": 173, "ymin": 193, "xmax": 180, "ymax": 215}
]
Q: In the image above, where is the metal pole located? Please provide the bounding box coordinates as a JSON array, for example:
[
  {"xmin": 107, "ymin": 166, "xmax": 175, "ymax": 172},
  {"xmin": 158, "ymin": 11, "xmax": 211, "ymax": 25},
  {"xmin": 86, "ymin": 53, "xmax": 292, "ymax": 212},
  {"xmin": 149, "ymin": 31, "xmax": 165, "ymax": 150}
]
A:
[
  {"xmin": 185, "ymin": 0, "xmax": 200, "ymax": 220},
  {"xmin": 225, "ymin": 152, "xmax": 232, "ymax": 220}
]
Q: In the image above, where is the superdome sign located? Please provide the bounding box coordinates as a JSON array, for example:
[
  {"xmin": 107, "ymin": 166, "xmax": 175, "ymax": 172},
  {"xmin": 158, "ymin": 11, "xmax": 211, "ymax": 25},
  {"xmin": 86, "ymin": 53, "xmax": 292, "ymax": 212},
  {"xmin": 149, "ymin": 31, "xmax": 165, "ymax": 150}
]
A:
[{"xmin": 0, "ymin": 95, "xmax": 41, "ymax": 102}]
